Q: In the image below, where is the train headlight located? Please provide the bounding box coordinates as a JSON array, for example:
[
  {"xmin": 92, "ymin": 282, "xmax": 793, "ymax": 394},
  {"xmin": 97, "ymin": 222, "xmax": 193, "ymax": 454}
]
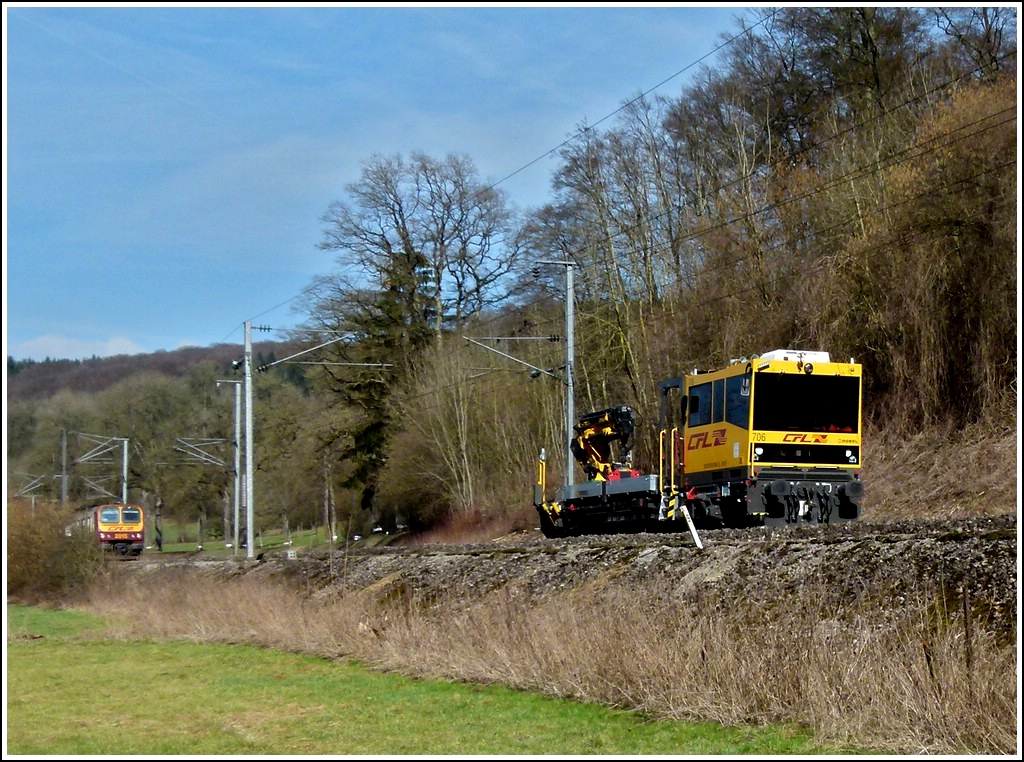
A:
[
  {"xmin": 754, "ymin": 446, "xmax": 763, "ymax": 455},
  {"xmin": 804, "ymin": 363, "xmax": 814, "ymax": 374}
]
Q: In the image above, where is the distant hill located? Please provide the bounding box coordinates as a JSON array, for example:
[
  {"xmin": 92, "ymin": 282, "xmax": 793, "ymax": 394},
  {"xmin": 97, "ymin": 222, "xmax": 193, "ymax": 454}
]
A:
[{"xmin": 6, "ymin": 341, "xmax": 300, "ymax": 404}]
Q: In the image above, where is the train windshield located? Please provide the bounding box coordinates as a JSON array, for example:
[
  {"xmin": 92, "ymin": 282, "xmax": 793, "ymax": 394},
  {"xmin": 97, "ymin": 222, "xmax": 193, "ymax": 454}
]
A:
[
  {"xmin": 752, "ymin": 373, "xmax": 860, "ymax": 433},
  {"xmin": 100, "ymin": 507, "xmax": 120, "ymax": 523},
  {"xmin": 122, "ymin": 507, "xmax": 142, "ymax": 523}
]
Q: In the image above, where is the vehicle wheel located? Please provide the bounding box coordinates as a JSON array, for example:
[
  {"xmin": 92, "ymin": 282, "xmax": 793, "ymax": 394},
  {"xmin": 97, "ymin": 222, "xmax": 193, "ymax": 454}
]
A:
[
  {"xmin": 721, "ymin": 496, "xmax": 751, "ymax": 528},
  {"xmin": 538, "ymin": 509, "xmax": 565, "ymax": 539},
  {"xmin": 690, "ymin": 499, "xmax": 719, "ymax": 528}
]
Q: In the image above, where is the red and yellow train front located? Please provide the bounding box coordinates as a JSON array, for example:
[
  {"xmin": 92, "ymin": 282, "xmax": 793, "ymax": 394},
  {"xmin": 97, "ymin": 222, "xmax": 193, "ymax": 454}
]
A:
[{"xmin": 95, "ymin": 503, "xmax": 145, "ymax": 556}]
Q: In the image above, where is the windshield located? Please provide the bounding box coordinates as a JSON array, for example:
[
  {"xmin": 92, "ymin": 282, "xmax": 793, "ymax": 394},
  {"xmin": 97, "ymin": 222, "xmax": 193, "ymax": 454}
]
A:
[
  {"xmin": 122, "ymin": 508, "xmax": 141, "ymax": 523},
  {"xmin": 752, "ymin": 373, "xmax": 860, "ymax": 433}
]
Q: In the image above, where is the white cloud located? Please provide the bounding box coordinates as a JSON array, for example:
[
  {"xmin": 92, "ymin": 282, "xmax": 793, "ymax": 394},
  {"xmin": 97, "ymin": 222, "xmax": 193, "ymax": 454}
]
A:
[{"xmin": 10, "ymin": 334, "xmax": 147, "ymax": 361}]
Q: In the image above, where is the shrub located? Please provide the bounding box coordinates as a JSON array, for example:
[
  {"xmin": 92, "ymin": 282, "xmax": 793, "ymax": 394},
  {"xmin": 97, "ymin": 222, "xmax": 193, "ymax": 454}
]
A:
[{"xmin": 6, "ymin": 499, "xmax": 104, "ymax": 604}]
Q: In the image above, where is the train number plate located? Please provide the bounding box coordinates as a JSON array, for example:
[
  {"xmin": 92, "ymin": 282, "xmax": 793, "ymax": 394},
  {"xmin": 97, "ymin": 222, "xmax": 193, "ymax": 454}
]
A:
[{"xmin": 113, "ymin": 533, "xmax": 129, "ymax": 540}]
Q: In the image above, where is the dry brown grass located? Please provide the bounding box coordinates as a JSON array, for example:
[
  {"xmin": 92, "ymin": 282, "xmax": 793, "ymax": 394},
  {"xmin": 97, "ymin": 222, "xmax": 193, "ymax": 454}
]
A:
[
  {"xmin": 85, "ymin": 564, "xmax": 1016, "ymax": 755},
  {"xmin": 863, "ymin": 421, "xmax": 1017, "ymax": 521},
  {"xmin": 400, "ymin": 506, "xmax": 537, "ymax": 547}
]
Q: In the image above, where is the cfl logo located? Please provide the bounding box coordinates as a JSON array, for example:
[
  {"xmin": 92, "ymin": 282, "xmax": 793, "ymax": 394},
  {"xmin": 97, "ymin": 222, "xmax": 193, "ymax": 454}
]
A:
[
  {"xmin": 783, "ymin": 433, "xmax": 828, "ymax": 443},
  {"xmin": 687, "ymin": 429, "xmax": 727, "ymax": 450}
]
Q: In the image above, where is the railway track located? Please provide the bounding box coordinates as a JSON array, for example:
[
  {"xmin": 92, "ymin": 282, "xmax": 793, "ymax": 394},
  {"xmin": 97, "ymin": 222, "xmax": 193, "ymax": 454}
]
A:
[{"xmin": 131, "ymin": 513, "xmax": 1014, "ymax": 565}]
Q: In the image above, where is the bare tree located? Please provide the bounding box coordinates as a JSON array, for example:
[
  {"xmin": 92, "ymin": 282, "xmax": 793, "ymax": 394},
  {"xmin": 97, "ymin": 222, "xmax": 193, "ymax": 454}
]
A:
[
  {"xmin": 935, "ymin": 7, "xmax": 1017, "ymax": 80},
  {"xmin": 308, "ymin": 151, "xmax": 523, "ymax": 521},
  {"xmin": 317, "ymin": 151, "xmax": 521, "ymax": 341}
]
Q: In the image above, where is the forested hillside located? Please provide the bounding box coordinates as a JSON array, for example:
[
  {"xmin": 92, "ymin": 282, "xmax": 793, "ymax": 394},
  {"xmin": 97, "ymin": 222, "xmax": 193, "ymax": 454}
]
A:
[
  {"xmin": 7, "ymin": 341, "xmax": 302, "ymax": 403},
  {"xmin": 7, "ymin": 8, "xmax": 1017, "ymax": 541}
]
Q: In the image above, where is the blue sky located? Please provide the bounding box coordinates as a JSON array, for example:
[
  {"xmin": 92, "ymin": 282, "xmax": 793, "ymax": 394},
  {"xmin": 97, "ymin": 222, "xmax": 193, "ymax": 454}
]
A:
[{"xmin": 4, "ymin": 3, "xmax": 746, "ymax": 362}]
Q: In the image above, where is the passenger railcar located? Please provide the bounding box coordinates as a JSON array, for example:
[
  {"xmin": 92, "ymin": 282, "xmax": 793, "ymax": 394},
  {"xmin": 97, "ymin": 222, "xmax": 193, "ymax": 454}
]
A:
[{"xmin": 71, "ymin": 503, "xmax": 146, "ymax": 556}]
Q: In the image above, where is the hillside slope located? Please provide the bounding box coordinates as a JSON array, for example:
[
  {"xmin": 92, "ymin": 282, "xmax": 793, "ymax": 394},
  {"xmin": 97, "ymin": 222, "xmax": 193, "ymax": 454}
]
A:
[{"xmin": 6, "ymin": 340, "xmax": 299, "ymax": 403}]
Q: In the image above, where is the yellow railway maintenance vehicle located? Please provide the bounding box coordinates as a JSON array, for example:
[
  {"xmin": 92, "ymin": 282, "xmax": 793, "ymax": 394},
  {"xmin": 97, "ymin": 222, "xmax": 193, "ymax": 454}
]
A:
[{"xmin": 534, "ymin": 349, "xmax": 864, "ymax": 537}]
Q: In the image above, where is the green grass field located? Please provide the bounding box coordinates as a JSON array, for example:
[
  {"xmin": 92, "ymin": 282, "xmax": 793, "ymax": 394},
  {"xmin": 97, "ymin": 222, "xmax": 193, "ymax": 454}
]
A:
[{"xmin": 6, "ymin": 604, "xmax": 853, "ymax": 756}]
